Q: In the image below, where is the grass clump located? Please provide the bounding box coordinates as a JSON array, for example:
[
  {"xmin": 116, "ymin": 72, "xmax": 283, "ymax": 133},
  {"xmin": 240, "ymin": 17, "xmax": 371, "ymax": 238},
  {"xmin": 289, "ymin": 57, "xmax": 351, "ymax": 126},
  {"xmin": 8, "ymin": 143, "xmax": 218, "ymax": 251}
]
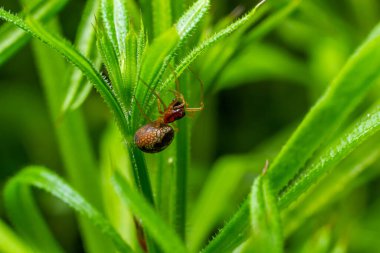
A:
[{"xmin": 1, "ymin": 0, "xmax": 380, "ymax": 252}]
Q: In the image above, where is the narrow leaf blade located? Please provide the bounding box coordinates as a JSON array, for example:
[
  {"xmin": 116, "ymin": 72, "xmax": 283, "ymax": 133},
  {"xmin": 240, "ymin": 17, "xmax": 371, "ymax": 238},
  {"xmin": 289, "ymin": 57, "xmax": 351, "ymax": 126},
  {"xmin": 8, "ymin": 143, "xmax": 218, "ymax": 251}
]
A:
[
  {"xmin": 267, "ymin": 21, "xmax": 380, "ymax": 193},
  {"xmin": 0, "ymin": 0, "xmax": 68, "ymax": 66},
  {"xmin": 245, "ymin": 175, "xmax": 283, "ymax": 253},
  {"xmin": 4, "ymin": 167, "xmax": 134, "ymax": 253},
  {"xmin": 113, "ymin": 173, "xmax": 188, "ymax": 253}
]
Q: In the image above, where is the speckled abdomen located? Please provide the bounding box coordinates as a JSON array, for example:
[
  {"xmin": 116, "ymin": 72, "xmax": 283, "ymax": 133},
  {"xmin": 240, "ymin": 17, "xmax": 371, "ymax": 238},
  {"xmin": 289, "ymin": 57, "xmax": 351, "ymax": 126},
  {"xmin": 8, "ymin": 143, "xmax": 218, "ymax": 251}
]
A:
[{"xmin": 134, "ymin": 121, "xmax": 174, "ymax": 153}]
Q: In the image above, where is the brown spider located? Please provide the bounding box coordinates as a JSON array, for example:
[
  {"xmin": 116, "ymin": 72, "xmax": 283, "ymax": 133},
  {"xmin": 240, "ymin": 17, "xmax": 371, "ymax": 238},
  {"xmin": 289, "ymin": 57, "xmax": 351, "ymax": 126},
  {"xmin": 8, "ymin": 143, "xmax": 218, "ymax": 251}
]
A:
[{"xmin": 134, "ymin": 71, "xmax": 204, "ymax": 153}]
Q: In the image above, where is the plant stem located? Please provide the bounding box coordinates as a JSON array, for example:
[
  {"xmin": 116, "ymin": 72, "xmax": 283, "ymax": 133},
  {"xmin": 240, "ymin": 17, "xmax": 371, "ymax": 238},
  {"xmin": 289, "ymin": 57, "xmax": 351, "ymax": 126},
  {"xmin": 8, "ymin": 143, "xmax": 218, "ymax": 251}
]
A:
[
  {"xmin": 173, "ymin": 117, "xmax": 189, "ymax": 240},
  {"xmin": 127, "ymin": 143, "xmax": 155, "ymax": 205},
  {"xmin": 126, "ymin": 143, "xmax": 158, "ymax": 252}
]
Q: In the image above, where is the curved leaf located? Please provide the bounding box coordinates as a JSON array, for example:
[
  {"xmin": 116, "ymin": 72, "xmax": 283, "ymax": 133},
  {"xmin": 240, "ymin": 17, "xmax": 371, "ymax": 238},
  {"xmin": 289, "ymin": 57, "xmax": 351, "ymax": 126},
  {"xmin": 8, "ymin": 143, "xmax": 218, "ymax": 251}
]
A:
[
  {"xmin": 0, "ymin": 0, "xmax": 68, "ymax": 66},
  {"xmin": 4, "ymin": 167, "xmax": 134, "ymax": 253},
  {"xmin": 161, "ymin": 0, "xmax": 266, "ymax": 91},
  {"xmin": 201, "ymin": 18, "xmax": 380, "ymax": 253},
  {"xmin": 267, "ymin": 20, "xmax": 380, "ymax": 193},
  {"xmin": 278, "ymin": 103, "xmax": 380, "ymax": 209},
  {"xmin": 0, "ymin": 8, "xmax": 129, "ymax": 138},
  {"xmin": 30, "ymin": 24, "xmax": 114, "ymax": 253},
  {"xmin": 61, "ymin": 0, "xmax": 100, "ymax": 112},
  {"xmin": 188, "ymin": 127, "xmax": 290, "ymax": 252},
  {"xmin": 283, "ymin": 133, "xmax": 380, "ymax": 236}
]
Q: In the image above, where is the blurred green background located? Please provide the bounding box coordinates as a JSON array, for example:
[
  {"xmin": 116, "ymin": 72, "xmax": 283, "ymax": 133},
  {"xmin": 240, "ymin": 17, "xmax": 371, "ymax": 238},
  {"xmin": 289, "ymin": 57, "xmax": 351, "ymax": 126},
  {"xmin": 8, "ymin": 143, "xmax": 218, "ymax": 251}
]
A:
[{"xmin": 1, "ymin": 0, "xmax": 380, "ymax": 252}]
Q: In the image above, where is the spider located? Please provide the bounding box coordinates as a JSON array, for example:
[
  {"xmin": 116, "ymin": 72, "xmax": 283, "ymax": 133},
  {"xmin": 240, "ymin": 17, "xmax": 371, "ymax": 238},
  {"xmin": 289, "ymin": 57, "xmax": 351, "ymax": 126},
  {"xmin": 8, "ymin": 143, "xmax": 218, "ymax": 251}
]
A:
[{"xmin": 134, "ymin": 69, "xmax": 204, "ymax": 153}]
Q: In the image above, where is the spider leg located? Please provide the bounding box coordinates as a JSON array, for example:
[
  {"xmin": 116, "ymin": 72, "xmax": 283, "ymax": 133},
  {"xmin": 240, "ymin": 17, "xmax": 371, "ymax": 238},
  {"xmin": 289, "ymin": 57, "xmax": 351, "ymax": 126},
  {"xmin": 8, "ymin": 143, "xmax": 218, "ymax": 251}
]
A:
[{"xmin": 185, "ymin": 101, "xmax": 204, "ymax": 112}]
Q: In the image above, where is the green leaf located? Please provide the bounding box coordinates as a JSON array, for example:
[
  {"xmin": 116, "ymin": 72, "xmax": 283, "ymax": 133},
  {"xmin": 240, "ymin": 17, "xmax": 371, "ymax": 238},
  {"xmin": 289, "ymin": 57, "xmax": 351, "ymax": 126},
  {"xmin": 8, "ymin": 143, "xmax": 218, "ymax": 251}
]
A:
[
  {"xmin": 4, "ymin": 167, "xmax": 134, "ymax": 253},
  {"xmin": 243, "ymin": 175, "xmax": 283, "ymax": 253},
  {"xmin": 283, "ymin": 131, "xmax": 380, "ymax": 236},
  {"xmin": 267, "ymin": 20, "xmax": 380, "ymax": 193},
  {"xmin": 141, "ymin": 0, "xmax": 209, "ymax": 88},
  {"xmin": 120, "ymin": 27, "xmax": 139, "ymax": 110},
  {"xmin": 188, "ymin": 128, "xmax": 291, "ymax": 252},
  {"xmin": 202, "ymin": 16, "xmax": 380, "ymax": 253},
  {"xmin": 138, "ymin": 0, "xmax": 153, "ymax": 38},
  {"xmin": 99, "ymin": 0, "xmax": 136, "ymax": 111},
  {"xmin": 0, "ymin": 220, "xmax": 34, "ymax": 253},
  {"xmin": 243, "ymin": 0, "xmax": 302, "ymax": 44},
  {"xmin": 161, "ymin": 0, "xmax": 266, "ymax": 91},
  {"xmin": 100, "ymin": 124, "xmax": 140, "ymax": 250},
  {"xmin": 0, "ymin": 0, "xmax": 68, "ymax": 66},
  {"xmin": 124, "ymin": 0, "xmax": 140, "ymax": 27},
  {"xmin": 278, "ymin": 103, "xmax": 380, "ymax": 209},
  {"xmin": 30, "ymin": 21, "xmax": 115, "ymax": 253},
  {"xmin": 152, "ymin": 0, "xmax": 172, "ymax": 37},
  {"xmin": 201, "ymin": 201, "xmax": 251, "ymax": 253},
  {"xmin": 135, "ymin": 0, "xmax": 210, "ymax": 125},
  {"xmin": 201, "ymin": 173, "xmax": 283, "ymax": 253},
  {"xmin": 175, "ymin": 0, "xmax": 209, "ymax": 39},
  {"xmin": 100, "ymin": 0, "xmax": 129, "ymax": 56},
  {"xmin": 0, "ymin": 9, "xmax": 129, "ymax": 138},
  {"xmin": 139, "ymin": 27, "xmax": 179, "ymax": 92},
  {"xmin": 113, "ymin": 173, "xmax": 188, "ymax": 253},
  {"xmin": 96, "ymin": 21, "xmax": 127, "ymax": 110},
  {"xmin": 61, "ymin": 0, "xmax": 100, "ymax": 112}
]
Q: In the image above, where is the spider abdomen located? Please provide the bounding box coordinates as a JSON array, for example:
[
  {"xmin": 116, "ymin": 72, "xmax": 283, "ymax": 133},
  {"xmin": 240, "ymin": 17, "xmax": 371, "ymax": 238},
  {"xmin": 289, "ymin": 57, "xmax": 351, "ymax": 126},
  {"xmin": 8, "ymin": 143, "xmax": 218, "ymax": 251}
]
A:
[{"xmin": 134, "ymin": 121, "xmax": 174, "ymax": 153}]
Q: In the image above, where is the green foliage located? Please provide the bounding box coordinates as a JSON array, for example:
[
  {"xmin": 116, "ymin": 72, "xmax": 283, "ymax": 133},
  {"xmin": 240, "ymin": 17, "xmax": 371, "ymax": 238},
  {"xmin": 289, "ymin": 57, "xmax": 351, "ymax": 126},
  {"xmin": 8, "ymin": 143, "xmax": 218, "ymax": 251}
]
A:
[
  {"xmin": 0, "ymin": 0, "xmax": 68, "ymax": 66},
  {"xmin": 1, "ymin": 0, "xmax": 380, "ymax": 252},
  {"xmin": 4, "ymin": 167, "xmax": 133, "ymax": 253},
  {"xmin": 113, "ymin": 173, "xmax": 187, "ymax": 253},
  {"xmin": 244, "ymin": 173, "xmax": 283, "ymax": 253}
]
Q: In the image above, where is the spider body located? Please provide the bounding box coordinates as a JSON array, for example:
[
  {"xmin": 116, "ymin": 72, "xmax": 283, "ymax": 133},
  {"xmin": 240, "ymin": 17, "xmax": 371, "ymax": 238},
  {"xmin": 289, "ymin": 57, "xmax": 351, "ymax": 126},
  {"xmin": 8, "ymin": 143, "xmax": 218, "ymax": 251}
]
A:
[
  {"xmin": 134, "ymin": 121, "xmax": 174, "ymax": 153},
  {"xmin": 134, "ymin": 70, "xmax": 204, "ymax": 153},
  {"xmin": 163, "ymin": 99, "xmax": 186, "ymax": 123},
  {"xmin": 134, "ymin": 97, "xmax": 189, "ymax": 153}
]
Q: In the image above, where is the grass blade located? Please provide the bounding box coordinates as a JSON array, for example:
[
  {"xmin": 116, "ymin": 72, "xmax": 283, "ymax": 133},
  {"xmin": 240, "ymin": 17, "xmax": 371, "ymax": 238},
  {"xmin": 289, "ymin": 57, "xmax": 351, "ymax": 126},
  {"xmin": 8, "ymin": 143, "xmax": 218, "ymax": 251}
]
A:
[
  {"xmin": 283, "ymin": 132, "xmax": 380, "ymax": 236},
  {"xmin": 267, "ymin": 21, "xmax": 380, "ymax": 193},
  {"xmin": 100, "ymin": 0, "xmax": 120, "ymax": 54},
  {"xmin": 152, "ymin": 0, "xmax": 172, "ymax": 37},
  {"xmin": 0, "ymin": 0, "xmax": 68, "ymax": 66},
  {"xmin": 243, "ymin": 0, "xmax": 302, "ymax": 44},
  {"xmin": 244, "ymin": 175, "xmax": 283, "ymax": 253},
  {"xmin": 188, "ymin": 128, "xmax": 290, "ymax": 252},
  {"xmin": 161, "ymin": 0, "xmax": 266, "ymax": 90},
  {"xmin": 202, "ymin": 17, "xmax": 380, "ymax": 253},
  {"xmin": 278, "ymin": 103, "xmax": 380, "ymax": 209},
  {"xmin": 0, "ymin": 8, "xmax": 129, "ymax": 138},
  {"xmin": 201, "ymin": 201, "xmax": 251, "ymax": 253},
  {"xmin": 4, "ymin": 167, "xmax": 134, "ymax": 253},
  {"xmin": 136, "ymin": 0, "xmax": 210, "ymax": 125},
  {"xmin": 175, "ymin": 0, "xmax": 209, "ymax": 39},
  {"xmin": 61, "ymin": 0, "xmax": 100, "ymax": 112},
  {"xmin": 30, "ymin": 22, "xmax": 115, "ymax": 253},
  {"xmin": 100, "ymin": 124, "xmax": 140, "ymax": 250},
  {"xmin": 113, "ymin": 173, "xmax": 188, "ymax": 253}
]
